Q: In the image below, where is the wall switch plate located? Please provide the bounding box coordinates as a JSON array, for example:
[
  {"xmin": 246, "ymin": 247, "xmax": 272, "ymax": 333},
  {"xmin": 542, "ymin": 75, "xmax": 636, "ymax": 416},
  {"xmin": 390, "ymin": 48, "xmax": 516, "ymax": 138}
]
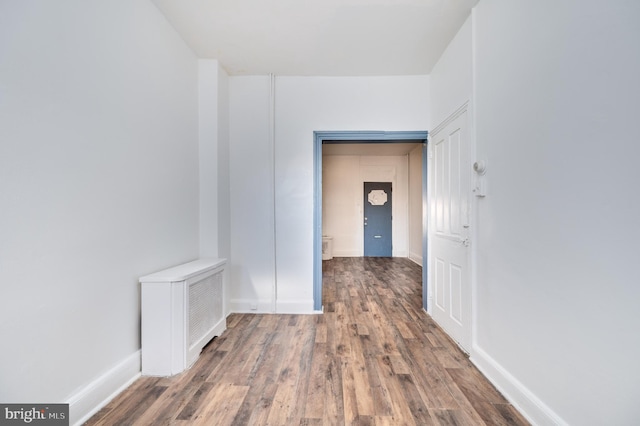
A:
[{"xmin": 473, "ymin": 178, "xmax": 486, "ymax": 197}]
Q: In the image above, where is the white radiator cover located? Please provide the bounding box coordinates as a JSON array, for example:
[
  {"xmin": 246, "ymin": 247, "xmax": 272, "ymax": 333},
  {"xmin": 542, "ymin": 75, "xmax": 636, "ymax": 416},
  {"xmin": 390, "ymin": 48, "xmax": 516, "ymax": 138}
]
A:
[{"xmin": 139, "ymin": 258, "xmax": 226, "ymax": 376}]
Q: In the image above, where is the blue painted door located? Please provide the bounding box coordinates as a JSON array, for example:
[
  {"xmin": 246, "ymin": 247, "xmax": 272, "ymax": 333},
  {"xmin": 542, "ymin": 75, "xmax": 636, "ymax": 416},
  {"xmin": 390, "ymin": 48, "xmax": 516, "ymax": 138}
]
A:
[{"xmin": 364, "ymin": 182, "xmax": 392, "ymax": 257}]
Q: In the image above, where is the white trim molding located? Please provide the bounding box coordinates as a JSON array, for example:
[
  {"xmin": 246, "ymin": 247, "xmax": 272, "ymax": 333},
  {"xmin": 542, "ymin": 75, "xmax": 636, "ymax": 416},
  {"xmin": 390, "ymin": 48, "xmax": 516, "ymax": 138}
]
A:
[
  {"xmin": 230, "ymin": 298, "xmax": 316, "ymax": 314},
  {"xmin": 471, "ymin": 345, "xmax": 569, "ymax": 426},
  {"xmin": 408, "ymin": 251, "xmax": 423, "ymax": 266},
  {"xmin": 67, "ymin": 351, "xmax": 141, "ymax": 426},
  {"xmin": 229, "ymin": 298, "xmax": 274, "ymax": 313},
  {"xmin": 430, "ymin": 101, "xmax": 469, "ymax": 136},
  {"xmin": 275, "ymin": 299, "xmax": 315, "ymax": 314}
]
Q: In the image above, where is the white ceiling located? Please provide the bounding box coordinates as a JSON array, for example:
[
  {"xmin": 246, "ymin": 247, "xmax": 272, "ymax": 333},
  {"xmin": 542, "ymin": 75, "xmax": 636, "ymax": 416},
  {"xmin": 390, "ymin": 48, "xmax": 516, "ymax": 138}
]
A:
[{"xmin": 151, "ymin": 0, "xmax": 478, "ymax": 76}]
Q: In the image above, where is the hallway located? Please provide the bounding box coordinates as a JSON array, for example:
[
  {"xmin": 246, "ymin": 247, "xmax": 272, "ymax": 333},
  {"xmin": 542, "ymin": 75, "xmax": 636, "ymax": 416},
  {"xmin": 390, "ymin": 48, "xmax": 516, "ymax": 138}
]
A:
[{"xmin": 87, "ymin": 258, "xmax": 528, "ymax": 425}]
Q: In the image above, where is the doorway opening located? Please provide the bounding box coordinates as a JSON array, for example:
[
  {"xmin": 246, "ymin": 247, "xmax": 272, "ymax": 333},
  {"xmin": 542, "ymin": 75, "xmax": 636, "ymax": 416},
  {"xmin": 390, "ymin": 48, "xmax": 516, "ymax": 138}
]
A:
[{"xmin": 313, "ymin": 131, "xmax": 428, "ymax": 312}]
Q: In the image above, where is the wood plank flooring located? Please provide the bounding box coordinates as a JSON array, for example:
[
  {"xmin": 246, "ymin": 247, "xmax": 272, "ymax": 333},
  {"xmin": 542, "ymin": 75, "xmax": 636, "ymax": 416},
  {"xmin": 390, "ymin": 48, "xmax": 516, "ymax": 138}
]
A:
[{"xmin": 86, "ymin": 257, "xmax": 529, "ymax": 425}]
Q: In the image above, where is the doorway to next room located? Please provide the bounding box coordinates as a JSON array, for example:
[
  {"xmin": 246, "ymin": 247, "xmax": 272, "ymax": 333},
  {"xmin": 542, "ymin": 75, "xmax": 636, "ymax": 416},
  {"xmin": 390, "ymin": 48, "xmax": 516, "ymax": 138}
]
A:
[{"xmin": 313, "ymin": 131, "xmax": 428, "ymax": 312}]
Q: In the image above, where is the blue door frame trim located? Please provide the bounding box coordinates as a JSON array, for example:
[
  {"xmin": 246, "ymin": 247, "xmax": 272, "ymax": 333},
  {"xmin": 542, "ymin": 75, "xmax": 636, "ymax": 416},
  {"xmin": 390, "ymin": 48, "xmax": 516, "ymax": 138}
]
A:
[
  {"xmin": 313, "ymin": 130, "xmax": 429, "ymax": 312},
  {"xmin": 422, "ymin": 140, "xmax": 428, "ymax": 311}
]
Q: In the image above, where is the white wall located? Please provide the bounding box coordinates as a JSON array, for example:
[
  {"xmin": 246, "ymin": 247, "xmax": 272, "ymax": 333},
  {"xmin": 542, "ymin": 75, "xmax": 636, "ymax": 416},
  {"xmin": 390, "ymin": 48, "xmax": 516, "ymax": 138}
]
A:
[
  {"xmin": 199, "ymin": 60, "xmax": 230, "ymax": 259},
  {"xmin": 216, "ymin": 66, "xmax": 231, "ymax": 262},
  {"xmin": 469, "ymin": 2, "xmax": 640, "ymax": 425},
  {"xmin": 408, "ymin": 145, "xmax": 423, "ymax": 265},
  {"xmin": 199, "ymin": 60, "xmax": 231, "ymax": 317},
  {"xmin": 229, "ymin": 76, "xmax": 429, "ymax": 313},
  {"xmin": 228, "ymin": 76, "xmax": 276, "ymax": 313},
  {"xmin": 429, "ymin": 16, "xmax": 472, "ymax": 128},
  {"xmin": 323, "ymin": 155, "xmax": 410, "ymax": 258},
  {"xmin": 275, "ymin": 76, "xmax": 429, "ymax": 312},
  {"xmin": 0, "ymin": 1, "xmax": 199, "ymax": 424}
]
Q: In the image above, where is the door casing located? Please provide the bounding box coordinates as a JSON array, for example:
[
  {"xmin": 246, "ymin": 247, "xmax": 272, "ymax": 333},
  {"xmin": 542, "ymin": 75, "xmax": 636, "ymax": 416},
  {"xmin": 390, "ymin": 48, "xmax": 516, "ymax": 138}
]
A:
[{"xmin": 313, "ymin": 131, "xmax": 428, "ymax": 311}]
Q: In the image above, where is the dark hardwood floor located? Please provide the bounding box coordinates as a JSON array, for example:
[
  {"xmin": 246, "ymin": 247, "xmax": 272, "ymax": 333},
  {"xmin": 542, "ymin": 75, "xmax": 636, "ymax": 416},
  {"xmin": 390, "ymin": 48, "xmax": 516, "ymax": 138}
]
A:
[{"xmin": 86, "ymin": 257, "xmax": 529, "ymax": 425}]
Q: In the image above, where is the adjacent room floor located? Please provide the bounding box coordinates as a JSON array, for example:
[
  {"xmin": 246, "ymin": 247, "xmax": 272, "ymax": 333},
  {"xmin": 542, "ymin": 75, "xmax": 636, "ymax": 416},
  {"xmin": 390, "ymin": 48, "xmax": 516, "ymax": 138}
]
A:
[{"xmin": 86, "ymin": 257, "xmax": 529, "ymax": 425}]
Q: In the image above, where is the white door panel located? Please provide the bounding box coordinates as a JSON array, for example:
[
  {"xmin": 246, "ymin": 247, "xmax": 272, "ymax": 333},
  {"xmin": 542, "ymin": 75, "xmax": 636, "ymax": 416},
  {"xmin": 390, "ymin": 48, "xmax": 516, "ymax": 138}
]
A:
[
  {"xmin": 429, "ymin": 109, "xmax": 471, "ymax": 350},
  {"xmin": 450, "ymin": 262, "xmax": 463, "ymax": 324},
  {"xmin": 435, "ymin": 257, "xmax": 446, "ymax": 309},
  {"xmin": 434, "ymin": 138, "xmax": 447, "ymax": 234}
]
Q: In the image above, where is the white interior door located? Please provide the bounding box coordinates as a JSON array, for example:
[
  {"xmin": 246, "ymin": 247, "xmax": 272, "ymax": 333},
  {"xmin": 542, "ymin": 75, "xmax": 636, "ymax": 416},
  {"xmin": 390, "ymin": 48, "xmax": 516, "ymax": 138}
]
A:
[{"xmin": 429, "ymin": 108, "xmax": 471, "ymax": 350}]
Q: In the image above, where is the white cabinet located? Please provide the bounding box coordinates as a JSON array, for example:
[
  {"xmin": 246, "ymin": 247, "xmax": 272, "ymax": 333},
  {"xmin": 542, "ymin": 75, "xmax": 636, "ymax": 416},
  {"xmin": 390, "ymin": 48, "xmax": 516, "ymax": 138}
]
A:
[{"xmin": 139, "ymin": 258, "xmax": 226, "ymax": 376}]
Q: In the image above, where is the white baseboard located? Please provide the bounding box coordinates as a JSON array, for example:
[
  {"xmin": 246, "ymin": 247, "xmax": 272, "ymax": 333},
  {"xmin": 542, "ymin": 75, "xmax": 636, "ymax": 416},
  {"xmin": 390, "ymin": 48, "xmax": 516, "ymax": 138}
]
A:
[
  {"xmin": 332, "ymin": 250, "xmax": 360, "ymax": 257},
  {"xmin": 329, "ymin": 251, "xmax": 414, "ymax": 259},
  {"xmin": 67, "ymin": 350, "xmax": 141, "ymax": 426},
  {"xmin": 229, "ymin": 298, "xmax": 275, "ymax": 313},
  {"xmin": 408, "ymin": 251, "xmax": 422, "ymax": 266},
  {"xmin": 229, "ymin": 298, "xmax": 315, "ymax": 314},
  {"xmin": 471, "ymin": 345, "xmax": 568, "ymax": 426},
  {"xmin": 275, "ymin": 299, "xmax": 315, "ymax": 314}
]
